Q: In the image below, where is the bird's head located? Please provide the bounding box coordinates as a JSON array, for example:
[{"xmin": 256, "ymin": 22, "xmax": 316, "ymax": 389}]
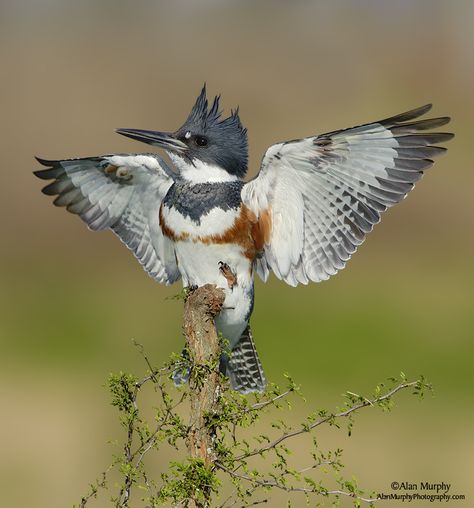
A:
[{"xmin": 117, "ymin": 85, "xmax": 248, "ymax": 181}]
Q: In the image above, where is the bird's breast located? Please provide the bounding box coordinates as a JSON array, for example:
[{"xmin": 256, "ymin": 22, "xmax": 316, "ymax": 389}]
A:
[
  {"xmin": 159, "ymin": 181, "xmax": 273, "ymax": 260},
  {"xmin": 159, "ymin": 202, "xmax": 260, "ymax": 260}
]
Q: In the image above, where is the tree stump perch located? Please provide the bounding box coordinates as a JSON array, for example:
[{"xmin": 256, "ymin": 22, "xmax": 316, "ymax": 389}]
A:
[{"xmin": 183, "ymin": 284, "xmax": 226, "ymax": 507}]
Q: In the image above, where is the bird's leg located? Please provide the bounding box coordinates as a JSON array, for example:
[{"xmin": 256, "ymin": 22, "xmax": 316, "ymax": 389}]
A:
[{"xmin": 218, "ymin": 261, "xmax": 237, "ymax": 290}]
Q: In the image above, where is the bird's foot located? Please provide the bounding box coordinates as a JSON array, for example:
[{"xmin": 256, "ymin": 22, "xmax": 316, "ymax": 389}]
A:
[
  {"xmin": 172, "ymin": 346, "xmax": 191, "ymax": 386},
  {"xmin": 218, "ymin": 261, "xmax": 237, "ymax": 290},
  {"xmin": 183, "ymin": 284, "xmax": 199, "ymax": 300}
]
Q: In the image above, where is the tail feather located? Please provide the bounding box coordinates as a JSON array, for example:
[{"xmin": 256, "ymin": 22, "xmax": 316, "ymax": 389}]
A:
[
  {"xmin": 172, "ymin": 326, "xmax": 266, "ymax": 394},
  {"xmin": 225, "ymin": 326, "xmax": 266, "ymax": 394}
]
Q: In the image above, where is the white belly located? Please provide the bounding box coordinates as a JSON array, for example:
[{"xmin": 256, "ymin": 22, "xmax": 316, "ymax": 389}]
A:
[
  {"xmin": 161, "ymin": 202, "xmax": 256, "ymax": 345},
  {"xmin": 175, "ymin": 240, "xmax": 254, "ymax": 346}
]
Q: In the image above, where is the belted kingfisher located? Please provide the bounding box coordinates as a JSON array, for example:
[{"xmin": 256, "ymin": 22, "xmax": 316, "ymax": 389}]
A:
[{"xmin": 35, "ymin": 86, "xmax": 453, "ymax": 393}]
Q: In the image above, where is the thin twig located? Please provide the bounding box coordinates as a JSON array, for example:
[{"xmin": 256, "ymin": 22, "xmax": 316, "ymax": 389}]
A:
[
  {"xmin": 215, "ymin": 462, "xmax": 376, "ymax": 503},
  {"xmin": 240, "ymin": 499, "xmax": 268, "ymax": 507},
  {"xmin": 236, "ymin": 381, "xmax": 420, "ymax": 461},
  {"xmin": 132, "ymin": 339, "xmax": 160, "ymax": 384},
  {"xmin": 297, "ymin": 460, "xmax": 339, "ymax": 473},
  {"xmin": 250, "ymin": 390, "xmax": 292, "ymax": 411},
  {"xmin": 79, "ymin": 467, "xmax": 112, "ymax": 507}
]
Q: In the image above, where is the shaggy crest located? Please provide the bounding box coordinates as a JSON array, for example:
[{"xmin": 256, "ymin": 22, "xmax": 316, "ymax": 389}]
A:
[
  {"xmin": 184, "ymin": 85, "xmax": 246, "ymax": 134},
  {"xmin": 177, "ymin": 85, "xmax": 248, "ymax": 177}
]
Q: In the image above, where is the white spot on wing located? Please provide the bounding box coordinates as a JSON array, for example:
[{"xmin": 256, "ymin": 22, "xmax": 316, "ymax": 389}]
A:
[{"xmin": 106, "ymin": 154, "xmax": 163, "ymax": 171}]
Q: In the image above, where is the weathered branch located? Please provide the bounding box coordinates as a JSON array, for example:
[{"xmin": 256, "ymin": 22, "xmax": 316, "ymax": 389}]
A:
[{"xmin": 183, "ymin": 284, "xmax": 226, "ymax": 507}]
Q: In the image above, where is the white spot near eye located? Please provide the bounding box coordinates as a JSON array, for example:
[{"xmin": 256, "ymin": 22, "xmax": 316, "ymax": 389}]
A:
[{"xmin": 184, "ymin": 131, "xmax": 191, "ymax": 139}]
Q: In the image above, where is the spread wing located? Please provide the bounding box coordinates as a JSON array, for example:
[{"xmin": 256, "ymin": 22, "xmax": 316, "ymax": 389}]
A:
[
  {"xmin": 242, "ymin": 104, "xmax": 453, "ymax": 286},
  {"xmin": 35, "ymin": 153, "xmax": 180, "ymax": 285}
]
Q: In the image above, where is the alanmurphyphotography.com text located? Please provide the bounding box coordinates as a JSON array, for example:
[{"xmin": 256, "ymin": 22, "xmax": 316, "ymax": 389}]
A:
[{"xmin": 378, "ymin": 481, "xmax": 466, "ymax": 503}]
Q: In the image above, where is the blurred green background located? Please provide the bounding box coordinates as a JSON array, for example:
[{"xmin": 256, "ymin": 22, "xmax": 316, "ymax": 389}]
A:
[{"xmin": 1, "ymin": 1, "xmax": 473, "ymax": 507}]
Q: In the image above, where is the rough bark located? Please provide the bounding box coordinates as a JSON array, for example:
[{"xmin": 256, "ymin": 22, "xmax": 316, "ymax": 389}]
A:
[{"xmin": 183, "ymin": 284, "xmax": 225, "ymax": 508}]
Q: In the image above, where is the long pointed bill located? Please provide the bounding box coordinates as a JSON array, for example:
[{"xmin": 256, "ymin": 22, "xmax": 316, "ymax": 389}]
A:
[{"xmin": 115, "ymin": 128, "xmax": 187, "ymax": 153}]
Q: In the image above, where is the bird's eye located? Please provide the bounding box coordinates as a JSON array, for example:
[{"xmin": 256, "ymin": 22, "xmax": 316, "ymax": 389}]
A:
[{"xmin": 195, "ymin": 135, "xmax": 208, "ymax": 147}]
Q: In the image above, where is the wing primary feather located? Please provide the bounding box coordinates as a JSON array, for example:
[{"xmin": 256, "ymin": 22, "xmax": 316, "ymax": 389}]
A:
[
  {"xmin": 41, "ymin": 178, "xmax": 75, "ymax": 196},
  {"xmin": 389, "ymin": 117, "xmax": 451, "ymax": 132},
  {"xmin": 395, "ymin": 146, "xmax": 447, "ymax": 159},
  {"xmin": 34, "ymin": 154, "xmax": 180, "ymax": 284},
  {"xmin": 53, "ymin": 187, "xmax": 84, "ymax": 207},
  {"xmin": 34, "ymin": 167, "xmax": 65, "ymax": 180},
  {"xmin": 67, "ymin": 197, "xmax": 90, "ymax": 215},
  {"xmin": 379, "ymin": 104, "xmax": 432, "ymax": 125},
  {"xmin": 394, "ymin": 133, "xmax": 454, "ymax": 146}
]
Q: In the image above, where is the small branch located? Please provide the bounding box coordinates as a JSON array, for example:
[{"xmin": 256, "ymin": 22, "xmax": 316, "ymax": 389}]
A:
[
  {"xmin": 240, "ymin": 499, "xmax": 268, "ymax": 507},
  {"xmin": 297, "ymin": 460, "xmax": 339, "ymax": 473},
  {"xmin": 250, "ymin": 389, "xmax": 293, "ymax": 411},
  {"xmin": 215, "ymin": 463, "xmax": 376, "ymax": 503},
  {"xmin": 132, "ymin": 339, "xmax": 160, "ymax": 384},
  {"xmin": 79, "ymin": 468, "xmax": 111, "ymax": 508},
  {"xmin": 236, "ymin": 381, "xmax": 421, "ymax": 461}
]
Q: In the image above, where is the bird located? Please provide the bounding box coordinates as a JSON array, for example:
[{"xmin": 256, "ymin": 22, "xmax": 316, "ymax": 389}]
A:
[{"xmin": 34, "ymin": 85, "xmax": 453, "ymax": 394}]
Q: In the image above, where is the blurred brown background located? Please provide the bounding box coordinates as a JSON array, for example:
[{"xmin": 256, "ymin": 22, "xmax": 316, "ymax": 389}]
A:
[{"xmin": 0, "ymin": 1, "xmax": 473, "ymax": 507}]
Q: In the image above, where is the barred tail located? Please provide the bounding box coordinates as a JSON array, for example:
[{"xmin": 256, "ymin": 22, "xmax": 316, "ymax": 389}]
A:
[
  {"xmin": 173, "ymin": 326, "xmax": 266, "ymax": 394},
  {"xmin": 224, "ymin": 326, "xmax": 266, "ymax": 394}
]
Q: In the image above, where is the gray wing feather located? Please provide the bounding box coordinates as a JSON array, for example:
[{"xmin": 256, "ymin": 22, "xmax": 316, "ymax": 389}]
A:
[
  {"xmin": 35, "ymin": 154, "xmax": 180, "ymax": 285},
  {"xmin": 242, "ymin": 104, "xmax": 453, "ymax": 285}
]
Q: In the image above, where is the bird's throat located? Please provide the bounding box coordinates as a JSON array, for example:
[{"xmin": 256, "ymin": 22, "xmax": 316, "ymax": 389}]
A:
[{"xmin": 168, "ymin": 153, "xmax": 240, "ymax": 184}]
